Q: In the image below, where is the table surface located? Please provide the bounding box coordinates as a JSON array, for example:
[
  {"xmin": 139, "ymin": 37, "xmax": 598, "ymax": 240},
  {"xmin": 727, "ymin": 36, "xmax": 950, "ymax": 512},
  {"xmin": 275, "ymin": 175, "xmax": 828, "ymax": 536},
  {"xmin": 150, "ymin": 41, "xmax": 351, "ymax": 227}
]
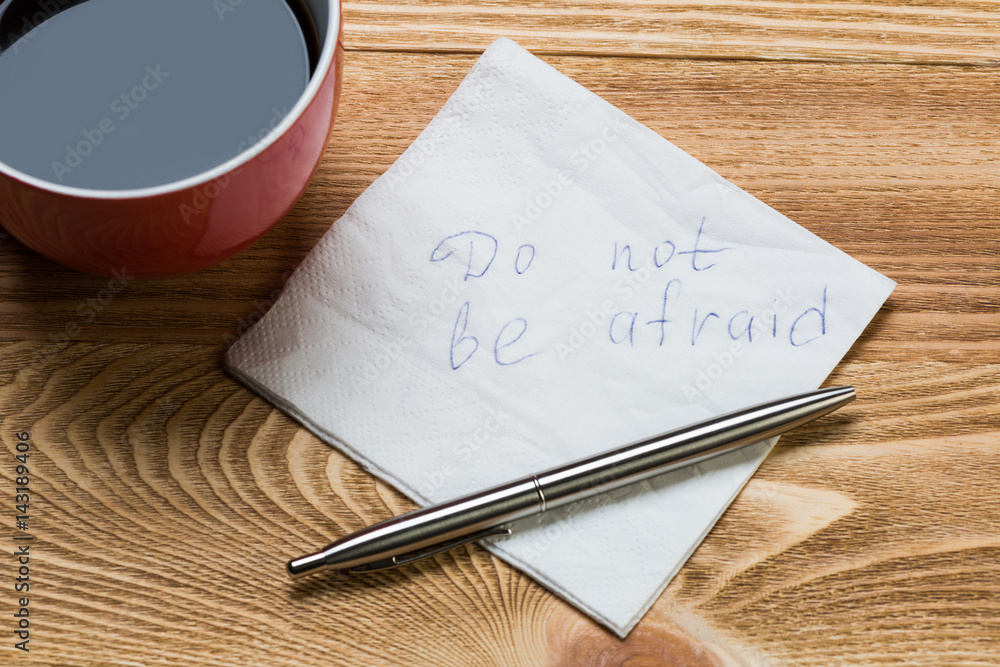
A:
[{"xmin": 2, "ymin": 2, "xmax": 999, "ymax": 665}]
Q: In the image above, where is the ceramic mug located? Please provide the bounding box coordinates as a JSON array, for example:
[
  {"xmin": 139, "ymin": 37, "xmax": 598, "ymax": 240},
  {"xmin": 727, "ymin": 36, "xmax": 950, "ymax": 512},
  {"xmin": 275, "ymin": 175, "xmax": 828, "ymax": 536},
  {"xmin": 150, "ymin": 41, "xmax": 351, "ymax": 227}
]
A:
[{"xmin": 0, "ymin": 0, "xmax": 343, "ymax": 279}]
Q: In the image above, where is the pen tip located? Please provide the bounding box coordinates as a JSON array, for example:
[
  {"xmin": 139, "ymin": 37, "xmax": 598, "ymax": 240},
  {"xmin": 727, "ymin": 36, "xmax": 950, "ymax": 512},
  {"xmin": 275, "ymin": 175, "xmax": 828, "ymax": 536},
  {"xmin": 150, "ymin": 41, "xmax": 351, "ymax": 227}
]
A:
[{"xmin": 287, "ymin": 550, "xmax": 327, "ymax": 579}]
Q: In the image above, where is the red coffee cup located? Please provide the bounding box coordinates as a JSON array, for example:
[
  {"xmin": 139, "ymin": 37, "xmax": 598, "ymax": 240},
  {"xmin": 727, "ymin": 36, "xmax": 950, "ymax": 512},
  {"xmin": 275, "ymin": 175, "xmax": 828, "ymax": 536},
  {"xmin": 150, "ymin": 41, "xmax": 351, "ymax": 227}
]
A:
[{"xmin": 0, "ymin": 0, "xmax": 343, "ymax": 280}]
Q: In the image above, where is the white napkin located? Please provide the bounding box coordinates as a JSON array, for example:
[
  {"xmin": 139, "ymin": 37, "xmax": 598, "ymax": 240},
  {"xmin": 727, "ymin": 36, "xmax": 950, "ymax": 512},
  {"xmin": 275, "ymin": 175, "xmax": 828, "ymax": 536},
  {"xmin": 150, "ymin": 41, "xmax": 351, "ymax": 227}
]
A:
[{"xmin": 226, "ymin": 38, "xmax": 895, "ymax": 636}]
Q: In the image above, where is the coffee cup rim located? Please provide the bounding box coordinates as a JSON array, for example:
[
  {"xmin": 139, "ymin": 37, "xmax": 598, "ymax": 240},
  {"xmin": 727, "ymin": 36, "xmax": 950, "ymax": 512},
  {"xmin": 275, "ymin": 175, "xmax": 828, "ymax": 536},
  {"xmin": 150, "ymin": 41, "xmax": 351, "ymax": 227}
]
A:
[{"xmin": 0, "ymin": 0, "xmax": 341, "ymax": 200}]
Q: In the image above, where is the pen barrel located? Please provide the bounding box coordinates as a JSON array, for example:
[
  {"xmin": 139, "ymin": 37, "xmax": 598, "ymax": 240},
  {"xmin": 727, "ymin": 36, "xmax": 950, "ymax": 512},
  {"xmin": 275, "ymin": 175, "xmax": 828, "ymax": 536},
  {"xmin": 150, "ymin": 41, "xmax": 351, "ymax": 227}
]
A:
[
  {"xmin": 312, "ymin": 477, "xmax": 544, "ymax": 571},
  {"xmin": 292, "ymin": 386, "xmax": 854, "ymax": 576},
  {"xmin": 535, "ymin": 385, "xmax": 855, "ymax": 510}
]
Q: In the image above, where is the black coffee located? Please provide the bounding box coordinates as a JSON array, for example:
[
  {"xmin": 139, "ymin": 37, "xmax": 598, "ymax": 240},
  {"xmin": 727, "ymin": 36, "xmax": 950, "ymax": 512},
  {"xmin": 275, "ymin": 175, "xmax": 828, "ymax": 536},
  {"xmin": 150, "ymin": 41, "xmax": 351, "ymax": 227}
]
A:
[{"xmin": 0, "ymin": 0, "xmax": 317, "ymax": 190}]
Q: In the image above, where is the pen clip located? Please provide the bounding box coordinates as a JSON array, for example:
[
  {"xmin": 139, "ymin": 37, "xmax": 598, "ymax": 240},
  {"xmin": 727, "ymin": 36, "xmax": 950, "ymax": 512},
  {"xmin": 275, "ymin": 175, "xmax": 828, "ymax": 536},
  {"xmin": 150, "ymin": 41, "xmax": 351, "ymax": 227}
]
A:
[{"xmin": 347, "ymin": 525, "xmax": 512, "ymax": 573}]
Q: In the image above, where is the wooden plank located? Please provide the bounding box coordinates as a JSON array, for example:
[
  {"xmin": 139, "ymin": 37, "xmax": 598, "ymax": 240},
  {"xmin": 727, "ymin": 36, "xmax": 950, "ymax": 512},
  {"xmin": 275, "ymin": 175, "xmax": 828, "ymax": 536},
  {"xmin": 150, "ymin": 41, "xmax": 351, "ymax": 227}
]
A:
[
  {"xmin": 2, "ymin": 54, "xmax": 996, "ymax": 366},
  {"xmin": 340, "ymin": 0, "xmax": 1000, "ymax": 64},
  {"xmin": 1, "ymin": 342, "xmax": 997, "ymax": 665}
]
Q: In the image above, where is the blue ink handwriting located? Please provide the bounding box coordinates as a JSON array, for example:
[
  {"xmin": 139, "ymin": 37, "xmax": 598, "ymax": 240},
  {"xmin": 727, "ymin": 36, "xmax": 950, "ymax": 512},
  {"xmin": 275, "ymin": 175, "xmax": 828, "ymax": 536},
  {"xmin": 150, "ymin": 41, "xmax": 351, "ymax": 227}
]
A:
[
  {"xmin": 448, "ymin": 301, "xmax": 539, "ymax": 369},
  {"xmin": 612, "ymin": 217, "xmax": 731, "ymax": 273}
]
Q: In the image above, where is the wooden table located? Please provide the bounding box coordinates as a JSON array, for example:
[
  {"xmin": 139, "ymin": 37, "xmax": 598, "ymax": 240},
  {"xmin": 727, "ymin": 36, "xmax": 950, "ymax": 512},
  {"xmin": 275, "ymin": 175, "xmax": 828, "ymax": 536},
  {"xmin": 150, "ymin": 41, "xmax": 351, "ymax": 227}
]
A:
[{"xmin": 2, "ymin": 2, "xmax": 999, "ymax": 665}]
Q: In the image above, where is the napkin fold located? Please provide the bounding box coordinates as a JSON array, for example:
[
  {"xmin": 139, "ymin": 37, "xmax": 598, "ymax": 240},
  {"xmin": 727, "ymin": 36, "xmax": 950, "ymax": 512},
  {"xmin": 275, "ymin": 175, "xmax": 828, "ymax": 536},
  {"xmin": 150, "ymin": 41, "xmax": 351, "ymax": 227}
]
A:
[{"xmin": 226, "ymin": 38, "xmax": 895, "ymax": 636}]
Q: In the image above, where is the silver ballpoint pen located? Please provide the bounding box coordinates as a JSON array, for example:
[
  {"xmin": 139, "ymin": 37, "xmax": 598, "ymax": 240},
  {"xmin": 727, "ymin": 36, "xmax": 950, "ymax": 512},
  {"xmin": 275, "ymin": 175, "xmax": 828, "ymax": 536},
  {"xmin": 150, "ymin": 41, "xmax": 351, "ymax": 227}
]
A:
[{"xmin": 288, "ymin": 385, "xmax": 855, "ymax": 578}]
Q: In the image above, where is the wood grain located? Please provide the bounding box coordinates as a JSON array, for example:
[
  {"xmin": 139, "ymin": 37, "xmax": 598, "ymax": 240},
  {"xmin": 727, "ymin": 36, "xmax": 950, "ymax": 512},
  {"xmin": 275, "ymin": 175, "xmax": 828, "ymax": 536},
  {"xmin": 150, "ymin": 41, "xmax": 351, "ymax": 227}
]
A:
[
  {"xmin": 341, "ymin": 0, "xmax": 1000, "ymax": 65},
  {"xmin": 1, "ymin": 344, "xmax": 997, "ymax": 665},
  {"xmin": 1, "ymin": 2, "xmax": 999, "ymax": 665}
]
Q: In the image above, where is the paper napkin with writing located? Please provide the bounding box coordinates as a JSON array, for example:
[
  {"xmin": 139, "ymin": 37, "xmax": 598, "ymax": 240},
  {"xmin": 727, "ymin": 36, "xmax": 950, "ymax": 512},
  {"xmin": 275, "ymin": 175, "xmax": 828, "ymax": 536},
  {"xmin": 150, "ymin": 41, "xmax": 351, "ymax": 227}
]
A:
[{"xmin": 226, "ymin": 38, "xmax": 895, "ymax": 636}]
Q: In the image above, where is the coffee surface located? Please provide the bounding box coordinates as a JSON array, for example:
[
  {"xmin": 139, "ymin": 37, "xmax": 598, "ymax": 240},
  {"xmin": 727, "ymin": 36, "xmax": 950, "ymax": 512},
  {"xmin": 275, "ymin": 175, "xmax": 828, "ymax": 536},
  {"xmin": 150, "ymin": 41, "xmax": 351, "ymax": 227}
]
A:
[{"xmin": 0, "ymin": 0, "xmax": 313, "ymax": 190}]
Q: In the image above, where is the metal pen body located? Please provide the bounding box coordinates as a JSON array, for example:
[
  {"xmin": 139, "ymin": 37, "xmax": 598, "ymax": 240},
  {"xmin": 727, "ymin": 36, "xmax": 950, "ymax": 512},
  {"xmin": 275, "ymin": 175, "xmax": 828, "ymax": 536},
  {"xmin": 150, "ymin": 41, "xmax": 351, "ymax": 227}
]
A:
[
  {"xmin": 289, "ymin": 477, "xmax": 543, "ymax": 574},
  {"xmin": 536, "ymin": 385, "xmax": 854, "ymax": 510},
  {"xmin": 288, "ymin": 385, "xmax": 854, "ymax": 578}
]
